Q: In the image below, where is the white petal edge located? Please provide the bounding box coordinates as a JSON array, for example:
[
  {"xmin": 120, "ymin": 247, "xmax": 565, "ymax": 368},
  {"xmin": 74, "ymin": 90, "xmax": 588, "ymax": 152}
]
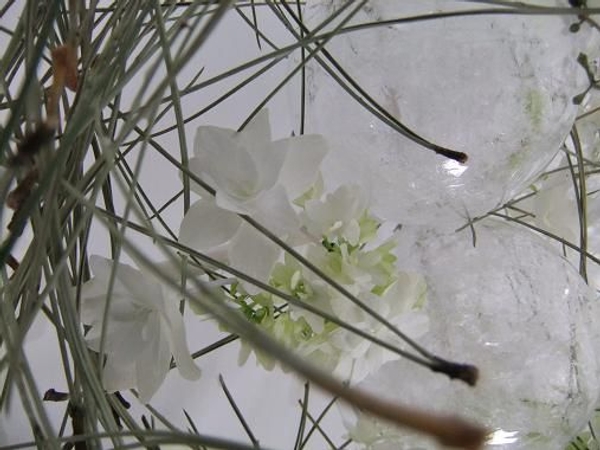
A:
[
  {"xmin": 101, "ymin": 358, "xmax": 136, "ymax": 394},
  {"xmin": 185, "ymin": 157, "xmax": 211, "ymax": 196},
  {"xmin": 250, "ymin": 184, "xmax": 300, "ymax": 237},
  {"xmin": 228, "ymin": 222, "xmax": 281, "ymax": 295},
  {"xmin": 195, "ymin": 125, "xmax": 259, "ymax": 201},
  {"xmin": 277, "ymin": 134, "xmax": 328, "ymax": 200},
  {"xmin": 179, "ymin": 198, "xmax": 242, "ymax": 254},
  {"xmin": 237, "ymin": 109, "xmax": 272, "ymax": 153},
  {"xmin": 135, "ymin": 329, "xmax": 171, "ymax": 403},
  {"xmin": 193, "ymin": 125, "xmax": 235, "ymax": 157},
  {"xmin": 163, "ymin": 299, "xmax": 202, "ymax": 380}
]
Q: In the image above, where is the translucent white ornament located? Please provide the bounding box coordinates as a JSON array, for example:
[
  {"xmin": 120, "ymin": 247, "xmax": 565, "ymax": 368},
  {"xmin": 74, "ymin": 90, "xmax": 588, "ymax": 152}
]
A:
[
  {"xmin": 301, "ymin": 0, "xmax": 590, "ymax": 228},
  {"xmin": 344, "ymin": 220, "xmax": 600, "ymax": 450}
]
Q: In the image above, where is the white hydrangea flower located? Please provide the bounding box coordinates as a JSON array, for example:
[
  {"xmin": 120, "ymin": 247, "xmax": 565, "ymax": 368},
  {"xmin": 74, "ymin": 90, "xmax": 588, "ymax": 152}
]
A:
[
  {"xmin": 180, "ymin": 109, "xmax": 328, "ymax": 291},
  {"xmin": 327, "ymin": 274, "xmax": 429, "ymax": 384},
  {"xmin": 80, "ymin": 255, "xmax": 201, "ymax": 403},
  {"xmin": 235, "ymin": 198, "xmax": 429, "ymax": 383},
  {"xmin": 301, "ymin": 184, "xmax": 368, "ymax": 246},
  {"xmin": 178, "ymin": 110, "xmax": 431, "ymax": 384},
  {"xmin": 271, "ymin": 252, "xmax": 331, "ymax": 334},
  {"xmin": 186, "ymin": 109, "xmax": 327, "ymax": 235}
]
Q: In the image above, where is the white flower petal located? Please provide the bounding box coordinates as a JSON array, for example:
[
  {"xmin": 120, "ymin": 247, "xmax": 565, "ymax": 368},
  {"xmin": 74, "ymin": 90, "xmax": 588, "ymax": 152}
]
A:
[
  {"xmin": 384, "ymin": 274, "xmax": 426, "ymax": 314},
  {"xmin": 88, "ymin": 254, "xmax": 113, "ymax": 280},
  {"xmin": 80, "ymin": 254, "xmax": 200, "ymax": 402},
  {"xmin": 302, "ymin": 185, "xmax": 366, "ymax": 241},
  {"xmin": 101, "ymin": 358, "xmax": 136, "ymax": 393},
  {"xmin": 237, "ymin": 109, "xmax": 272, "ymax": 152},
  {"xmin": 237, "ymin": 342, "xmax": 252, "ymax": 366},
  {"xmin": 135, "ymin": 328, "xmax": 171, "ymax": 403},
  {"xmin": 80, "ymin": 256, "xmax": 130, "ymax": 324},
  {"xmin": 277, "ymin": 134, "xmax": 328, "ymax": 200},
  {"xmin": 250, "ymin": 184, "xmax": 300, "ymax": 236},
  {"xmin": 85, "ymin": 312, "xmax": 147, "ymax": 358},
  {"xmin": 179, "ymin": 198, "xmax": 242, "ymax": 255},
  {"xmin": 163, "ymin": 299, "xmax": 201, "ymax": 380},
  {"xmin": 113, "ymin": 263, "xmax": 163, "ymax": 310},
  {"xmin": 228, "ymin": 223, "xmax": 281, "ymax": 295},
  {"xmin": 247, "ymin": 142, "xmax": 286, "ymax": 194},
  {"xmin": 188, "ymin": 110, "xmax": 323, "ymax": 219},
  {"xmin": 185, "ymin": 157, "xmax": 210, "ymax": 196},
  {"xmin": 346, "ymin": 220, "xmax": 361, "ymax": 246},
  {"xmin": 194, "ymin": 125, "xmax": 234, "ymax": 157},
  {"xmin": 102, "ymin": 317, "xmax": 150, "ymax": 363},
  {"xmin": 79, "ymin": 291, "xmax": 110, "ymax": 327},
  {"xmin": 88, "ymin": 256, "xmax": 160, "ymax": 310},
  {"xmin": 195, "ymin": 125, "xmax": 260, "ymax": 200},
  {"xmin": 83, "ymin": 255, "xmax": 125, "ymax": 296},
  {"xmin": 214, "ymin": 190, "xmax": 253, "ymax": 215}
]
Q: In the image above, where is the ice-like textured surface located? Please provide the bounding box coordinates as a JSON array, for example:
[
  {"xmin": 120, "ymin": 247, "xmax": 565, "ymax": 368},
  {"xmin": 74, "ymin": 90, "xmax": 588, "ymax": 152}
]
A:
[
  {"xmin": 344, "ymin": 220, "xmax": 600, "ymax": 450},
  {"xmin": 302, "ymin": 0, "xmax": 590, "ymax": 228}
]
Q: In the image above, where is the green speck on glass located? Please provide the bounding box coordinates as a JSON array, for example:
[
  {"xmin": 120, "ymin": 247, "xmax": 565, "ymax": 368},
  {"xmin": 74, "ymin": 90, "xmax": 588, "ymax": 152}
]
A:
[{"xmin": 524, "ymin": 88, "xmax": 544, "ymax": 130}]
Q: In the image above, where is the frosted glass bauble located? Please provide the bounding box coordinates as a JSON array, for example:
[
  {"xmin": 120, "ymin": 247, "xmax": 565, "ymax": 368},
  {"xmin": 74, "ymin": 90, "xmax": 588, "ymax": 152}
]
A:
[
  {"xmin": 302, "ymin": 0, "xmax": 589, "ymax": 228},
  {"xmin": 344, "ymin": 220, "xmax": 600, "ymax": 450}
]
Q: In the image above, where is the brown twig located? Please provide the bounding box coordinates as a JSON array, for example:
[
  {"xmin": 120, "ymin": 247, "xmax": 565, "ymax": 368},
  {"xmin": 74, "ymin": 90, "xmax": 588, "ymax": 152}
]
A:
[
  {"xmin": 332, "ymin": 382, "xmax": 488, "ymax": 449},
  {"xmin": 7, "ymin": 167, "xmax": 39, "ymax": 210},
  {"xmin": 68, "ymin": 403, "xmax": 88, "ymax": 450},
  {"xmin": 48, "ymin": 45, "xmax": 78, "ymax": 126}
]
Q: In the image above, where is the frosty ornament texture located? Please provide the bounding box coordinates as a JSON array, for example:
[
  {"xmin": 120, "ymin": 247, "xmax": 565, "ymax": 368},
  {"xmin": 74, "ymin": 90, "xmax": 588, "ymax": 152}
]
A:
[
  {"xmin": 302, "ymin": 0, "xmax": 589, "ymax": 228},
  {"xmin": 345, "ymin": 220, "xmax": 600, "ymax": 450}
]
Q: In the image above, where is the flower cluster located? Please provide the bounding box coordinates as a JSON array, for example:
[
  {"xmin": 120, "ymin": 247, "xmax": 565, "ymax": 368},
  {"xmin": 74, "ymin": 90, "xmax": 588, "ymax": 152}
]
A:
[
  {"xmin": 78, "ymin": 109, "xmax": 429, "ymax": 401},
  {"xmin": 79, "ymin": 256, "xmax": 201, "ymax": 402},
  {"xmin": 179, "ymin": 110, "xmax": 429, "ymax": 384}
]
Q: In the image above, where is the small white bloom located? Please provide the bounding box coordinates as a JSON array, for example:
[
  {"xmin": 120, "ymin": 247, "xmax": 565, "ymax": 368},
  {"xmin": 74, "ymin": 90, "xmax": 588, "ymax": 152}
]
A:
[
  {"xmin": 271, "ymin": 253, "xmax": 331, "ymax": 334},
  {"xmin": 328, "ymin": 274, "xmax": 429, "ymax": 384},
  {"xmin": 80, "ymin": 255, "xmax": 201, "ymax": 403},
  {"xmin": 188, "ymin": 109, "xmax": 327, "ymax": 236},
  {"xmin": 181, "ymin": 109, "xmax": 328, "ymax": 289},
  {"xmin": 302, "ymin": 185, "xmax": 368, "ymax": 245}
]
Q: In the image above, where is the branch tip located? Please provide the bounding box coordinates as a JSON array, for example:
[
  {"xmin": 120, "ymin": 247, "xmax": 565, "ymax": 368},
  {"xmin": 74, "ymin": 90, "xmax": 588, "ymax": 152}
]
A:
[
  {"xmin": 436, "ymin": 146, "xmax": 468, "ymax": 164},
  {"xmin": 432, "ymin": 360, "xmax": 479, "ymax": 387}
]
